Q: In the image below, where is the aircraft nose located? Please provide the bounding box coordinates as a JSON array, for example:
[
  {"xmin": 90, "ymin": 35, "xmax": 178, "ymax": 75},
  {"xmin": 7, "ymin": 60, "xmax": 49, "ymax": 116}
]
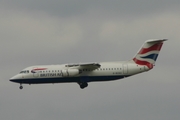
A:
[
  {"xmin": 9, "ymin": 79, "xmax": 15, "ymax": 82},
  {"xmin": 9, "ymin": 74, "xmax": 22, "ymax": 83},
  {"xmin": 9, "ymin": 78, "xmax": 17, "ymax": 83}
]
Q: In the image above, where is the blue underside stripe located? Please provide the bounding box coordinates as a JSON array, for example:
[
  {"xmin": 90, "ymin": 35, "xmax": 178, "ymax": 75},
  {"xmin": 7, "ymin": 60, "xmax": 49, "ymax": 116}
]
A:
[
  {"xmin": 141, "ymin": 54, "xmax": 159, "ymax": 61},
  {"xmin": 10, "ymin": 75, "xmax": 130, "ymax": 84}
]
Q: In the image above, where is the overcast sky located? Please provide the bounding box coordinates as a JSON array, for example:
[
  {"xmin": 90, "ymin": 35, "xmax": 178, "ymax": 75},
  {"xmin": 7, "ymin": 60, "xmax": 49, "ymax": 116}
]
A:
[{"xmin": 0, "ymin": 0, "xmax": 180, "ymax": 120}]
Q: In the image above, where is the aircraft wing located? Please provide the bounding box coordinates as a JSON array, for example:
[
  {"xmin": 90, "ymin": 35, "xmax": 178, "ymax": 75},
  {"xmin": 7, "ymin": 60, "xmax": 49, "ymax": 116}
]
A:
[{"xmin": 65, "ymin": 63, "xmax": 101, "ymax": 69}]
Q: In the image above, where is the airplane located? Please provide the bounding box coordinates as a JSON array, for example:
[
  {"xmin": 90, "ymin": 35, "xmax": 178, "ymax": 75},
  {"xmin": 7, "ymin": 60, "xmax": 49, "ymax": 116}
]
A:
[{"xmin": 10, "ymin": 39, "xmax": 167, "ymax": 89}]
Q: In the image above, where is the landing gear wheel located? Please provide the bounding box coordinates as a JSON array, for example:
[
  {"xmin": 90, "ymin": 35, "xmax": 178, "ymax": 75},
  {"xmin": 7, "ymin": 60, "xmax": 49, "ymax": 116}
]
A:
[
  {"xmin": 79, "ymin": 82, "xmax": 88, "ymax": 89},
  {"xmin": 19, "ymin": 85, "xmax": 23, "ymax": 89}
]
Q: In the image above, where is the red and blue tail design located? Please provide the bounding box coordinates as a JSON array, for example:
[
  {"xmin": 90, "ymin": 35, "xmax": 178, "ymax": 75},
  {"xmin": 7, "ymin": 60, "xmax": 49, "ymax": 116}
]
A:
[{"xmin": 133, "ymin": 39, "xmax": 167, "ymax": 69}]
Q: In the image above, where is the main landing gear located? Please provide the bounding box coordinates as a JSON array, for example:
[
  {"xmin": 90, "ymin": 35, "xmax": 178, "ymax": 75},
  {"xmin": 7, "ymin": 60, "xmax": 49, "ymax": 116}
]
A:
[
  {"xmin": 78, "ymin": 82, "xmax": 88, "ymax": 89},
  {"xmin": 19, "ymin": 84, "xmax": 23, "ymax": 89}
]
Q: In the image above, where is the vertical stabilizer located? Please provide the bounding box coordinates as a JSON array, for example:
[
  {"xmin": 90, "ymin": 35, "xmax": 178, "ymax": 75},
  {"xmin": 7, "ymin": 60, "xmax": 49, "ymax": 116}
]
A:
[{"xmin": 133, "ymin": 39, "xmax": 167, "ymax": 69}]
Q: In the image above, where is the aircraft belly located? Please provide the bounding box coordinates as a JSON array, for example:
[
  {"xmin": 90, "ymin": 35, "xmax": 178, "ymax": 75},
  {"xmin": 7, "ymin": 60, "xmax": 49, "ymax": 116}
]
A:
[
  {"xmin": 86, "ymin": 75, "xmax": 128, "ymax": 82},
  {"xmin": 12, "ymin": 75, "xmax": 130, "ymax": 84}
]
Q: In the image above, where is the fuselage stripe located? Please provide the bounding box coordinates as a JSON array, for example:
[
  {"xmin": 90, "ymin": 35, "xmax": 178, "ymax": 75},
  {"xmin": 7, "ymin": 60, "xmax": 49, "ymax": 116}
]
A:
[
  {"xmin": 10, "ymin": 75, "xmax": 130, "ymax": 84},
  {"xmin": 33, "ymin": 68, "xmax": 47, "ymax": 71}
]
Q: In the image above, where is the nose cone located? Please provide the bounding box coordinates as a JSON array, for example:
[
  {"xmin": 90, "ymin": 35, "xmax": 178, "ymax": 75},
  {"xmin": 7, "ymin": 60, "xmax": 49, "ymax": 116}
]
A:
[
  {"xmin": 9, "ymin": 79, "xmax": 13, "ymax": 82},
  {"xmin": 9, "ymin": 74, "xmax": 22, "ymax": 83},
  {"xmin": 9, "ymin": 79, "xmax": 16, "ymax": 83}
]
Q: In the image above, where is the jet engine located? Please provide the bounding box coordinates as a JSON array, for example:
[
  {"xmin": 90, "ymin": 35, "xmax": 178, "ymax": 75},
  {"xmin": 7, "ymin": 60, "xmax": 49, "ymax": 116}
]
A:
[{"xmin": 61, "ymin": 69, "xmax": 80, "ymax": 77}]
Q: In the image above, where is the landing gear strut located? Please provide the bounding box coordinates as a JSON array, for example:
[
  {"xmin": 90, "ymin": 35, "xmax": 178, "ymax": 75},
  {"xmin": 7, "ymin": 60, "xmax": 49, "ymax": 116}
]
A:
[
  {"xmin": 19, "ymin": 84, "xmax": 23, "ymax": 89},
  {"xmin": 78, "ymin": 82, "xmax": 88, "ymax": 89}
]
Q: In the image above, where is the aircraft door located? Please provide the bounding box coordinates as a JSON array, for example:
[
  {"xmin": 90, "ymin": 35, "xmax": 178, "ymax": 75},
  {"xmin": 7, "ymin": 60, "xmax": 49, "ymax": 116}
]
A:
[
  {"xmin": 32, "ymin": 68, "xmax": 39, "ymax": 77},
  {"xmin": 33, "ymin": 72, "xmax": 39, "ymax": 77},
  {"xmin": 123, "ymin": 64, "xmax": 128, "ymax": 74},
  {"xmin": 22, "ymin": 73, "xmax": 24, "ymax": 78}
]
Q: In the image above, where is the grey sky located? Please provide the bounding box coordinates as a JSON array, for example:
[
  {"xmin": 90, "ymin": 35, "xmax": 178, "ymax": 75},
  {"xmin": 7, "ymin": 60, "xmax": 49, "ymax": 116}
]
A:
[{"xmin": 0, "ymin": 0, "xmax": 180, "ymax": 120}]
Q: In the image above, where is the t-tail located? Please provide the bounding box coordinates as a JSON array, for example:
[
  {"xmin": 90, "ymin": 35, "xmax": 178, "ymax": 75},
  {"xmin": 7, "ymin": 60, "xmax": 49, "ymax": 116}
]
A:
[{"xmin": 133, "ymin": 39, "xmax": 168, "ymax": 69}]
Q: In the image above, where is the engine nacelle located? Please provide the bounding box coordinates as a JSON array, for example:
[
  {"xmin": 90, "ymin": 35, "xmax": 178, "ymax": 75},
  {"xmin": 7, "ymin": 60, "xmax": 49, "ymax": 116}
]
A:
[{"xmin": 61, "ymin": 69, "xmax": 79, "ymax": 77}]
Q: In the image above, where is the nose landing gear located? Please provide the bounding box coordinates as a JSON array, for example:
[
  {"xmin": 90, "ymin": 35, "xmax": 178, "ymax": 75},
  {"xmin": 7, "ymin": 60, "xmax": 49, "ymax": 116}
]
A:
[{"xmin": 19, "ymin": 84, "xmax": 23, "ymax": 89}]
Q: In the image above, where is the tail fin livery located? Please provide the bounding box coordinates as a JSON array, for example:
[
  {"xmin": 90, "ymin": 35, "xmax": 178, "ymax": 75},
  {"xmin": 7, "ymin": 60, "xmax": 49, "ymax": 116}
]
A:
[{"xmin": 133, "ymin": 39, "xmax": 167, "ymax": 69}]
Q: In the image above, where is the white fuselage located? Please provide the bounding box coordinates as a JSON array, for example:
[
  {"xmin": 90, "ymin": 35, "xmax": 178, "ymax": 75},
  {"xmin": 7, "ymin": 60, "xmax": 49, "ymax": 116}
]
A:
[{"xmin": 10, "ymin": 61, "xmax": 149, "ymax": 85}]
